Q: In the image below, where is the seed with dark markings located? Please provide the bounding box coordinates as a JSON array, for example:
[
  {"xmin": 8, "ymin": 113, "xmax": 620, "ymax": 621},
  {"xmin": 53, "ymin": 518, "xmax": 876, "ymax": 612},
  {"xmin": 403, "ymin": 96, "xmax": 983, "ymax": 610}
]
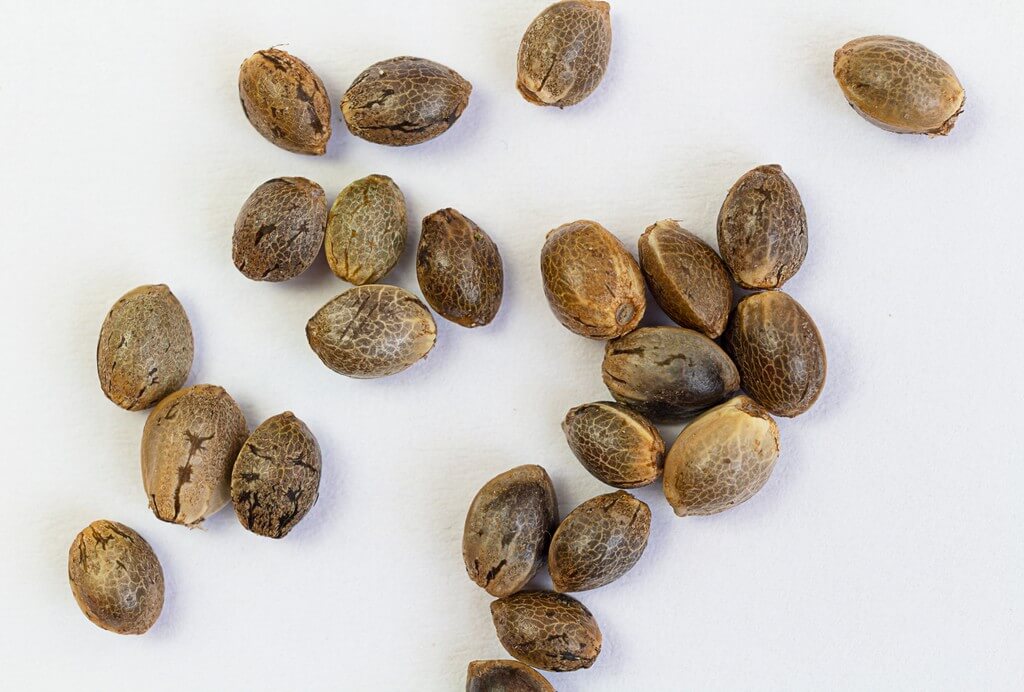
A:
[
  {"xmin": 490, "ymin": 591, "xmax": 602, "ymax": 672},
  {"xmin": 325, "ymin": 175, "xmax": 408, "ymax": 285},
  {"xmin": 562, "ymin": 402, "xmax": 664, "ymax": 488},
  {"xmin": 466, "ymin": 660, "xmax": 554, "ymax": 692}
]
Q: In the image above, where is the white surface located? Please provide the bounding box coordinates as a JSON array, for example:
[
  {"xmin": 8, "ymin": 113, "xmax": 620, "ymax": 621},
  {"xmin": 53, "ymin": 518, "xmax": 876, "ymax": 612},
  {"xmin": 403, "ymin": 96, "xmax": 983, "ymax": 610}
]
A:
[{"xmin": 1, "ymin": 0, "xmax": 1022, "ymax": 689}]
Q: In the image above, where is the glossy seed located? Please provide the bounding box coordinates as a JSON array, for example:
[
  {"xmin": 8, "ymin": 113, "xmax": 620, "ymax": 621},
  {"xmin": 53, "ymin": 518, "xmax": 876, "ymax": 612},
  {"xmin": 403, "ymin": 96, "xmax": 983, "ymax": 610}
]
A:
[
  {"xmin": 562, "ymin": 402, "xmax": 664, "ymax": 488},
  {"xmin": 466, "ymin": 660, "xmax": 553, "ymax": 692},
  {"xmin": 491, "ymin": 591, "xmax": 602, "ymax": 672},
  {"xmin": 325, "ymin": 175, "xmax": 408, "ymax": 285}
]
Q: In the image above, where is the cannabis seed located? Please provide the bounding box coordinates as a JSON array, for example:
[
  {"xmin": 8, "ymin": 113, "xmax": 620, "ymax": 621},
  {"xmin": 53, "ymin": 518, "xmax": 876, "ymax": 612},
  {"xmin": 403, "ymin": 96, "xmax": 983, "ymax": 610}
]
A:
[
  {"xmin": 562, "ymin": 402, "xmax": 664, "ymax": 488},
  {"xmin": 490, "ymin": 591, "xmax": 602, "ymax": 672},
  {"xmin": 325, "ymin": 175, "xmax": 408, "ymax": 286}
]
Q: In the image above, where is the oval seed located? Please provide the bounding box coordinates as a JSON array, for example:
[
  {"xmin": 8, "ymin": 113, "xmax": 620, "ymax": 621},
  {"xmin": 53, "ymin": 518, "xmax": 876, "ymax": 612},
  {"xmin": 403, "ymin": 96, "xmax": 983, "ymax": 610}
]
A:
[
  {"xmin": 562, "ymin": 402, "xmax": 664, "ymax": 488},
  {"xmin": 325, "ymin": 174, "xmax": 408, "ymax": 286},
  {"xmin": 490, "ymin": 591, "xmax": 602, "ymax": 672},
  {"xmin": 466, "ymin": 660, "xmax": 553, "ymax": 692}
]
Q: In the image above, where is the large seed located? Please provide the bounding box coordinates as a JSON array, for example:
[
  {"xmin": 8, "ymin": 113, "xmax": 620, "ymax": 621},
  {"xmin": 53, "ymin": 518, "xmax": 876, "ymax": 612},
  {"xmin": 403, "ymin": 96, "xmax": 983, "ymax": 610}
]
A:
[
  {"xmin": 68, "ymin": 520, "xmax": 164, "ymax": 635},
  {"xmin": 417, "ymin": 208, "xmax": 503, "ymax": 328},
  {"xmin": 306, "ymin": 284, "xmax": 437, "ymax": 379},
  {"xmin": 726, "ymin": 291, "xmax": 826, "ymax": 417},
  {"xmin": 325, "ymin": 174, "xmax": 407, "ymax": 286},
  {"xmin": 141, "ymin": 385, "xmax": 248, "ymax": 527},
  {"xmin": 717, "ymin": 165, "xmax": 807, "ymax": 290},
  {"xmin": 466, "ymin": 660, "xmax": 554, "ymax": 692},
  {"xmin": 490, "ymin": 591, "xmax": 602, "ymax": 672},
  {"xmin": 562, "ymin": 402, "xmax": 663, "ymax": 488},
  {"xmin": 663, "ymin": 396, "xmax": 780, "ymax": 516},
  {"xmin": 238, "ymin": 48, "xmax": 331, "ymax": 155},
  {"xmin": 517, "ymin": 1, "xmax": 612, "ymax": 108},
  {"xmin": 834, "ymin": 35, "xmax": 965, "ymax": 136},
  {"xmin": 97, "ymin": 284, "xmax": 193, "ymax": 411},
  {"xmin": 463, "ymin": 465, "xmax": 557, "ymax": 597},
  {"xmin": 541, "ymin": 219, "xmax": 645, "ymax": 339}
]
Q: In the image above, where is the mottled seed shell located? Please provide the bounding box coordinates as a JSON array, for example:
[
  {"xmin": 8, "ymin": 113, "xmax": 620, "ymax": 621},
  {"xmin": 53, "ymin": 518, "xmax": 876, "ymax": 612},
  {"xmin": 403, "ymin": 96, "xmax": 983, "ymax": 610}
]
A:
[
  {"xmin": 232, "ymin": 177, "xmax": 327, "ymax": 282},
  {"xmin": 663, "ymin": 396, "xmax": 780, "ymax": 516},
  {"xmin": 491, "ymin": 591, "xmax": 602, "ymax": 672},
  {"xmin": 341, "ymin": 56, "xmax": 472, "ymax": 146},
  {"xmin": 325, "ymin": 175, "xmax": 408, "ymax": 285},
  {"xmin": 466, "ymin": 660, "xmax": 554, "ymax": 692},
  {"xmin": 541, "ymin": 220, "xmax": 645, "ymax": 339},
  {"xmin": 548, "ymin": 491, "xmax": 651, "ymax": 592},
  {"xmin": 463, "ymin": 465, "xmax": 558, "ymax": 597},
  {"xmin": 417, "ymin": 208, "xmax": 504, "ymax": 328},
  {"xmin": 717, "ymin": 165, "xmax": 808, "ymax": 290},
  {"xmin": 68, "ymin": 520, "xmax": 164, "ymax": 635},
  {"xmin": 638, "ymin": 220, "xmax": 733, "ymax": 338},
  {"xmin": 231, "ymin": 412, "xmax": 321, "ymax": 539},
  {"xmin": 238, "ymin": 48, "xmax": 331, "ymax": 155},
  {"xmin": 517, "ymin": 1, "xmax": 613, "ymax": 108},
  {"xmin": 834, "ymin": 35, "xmax": 965, "ymax": 136},
  {"xmin": 603, "ymin": 326, "xmax": 740, "ymax": 421},
  {"xmin": 306, "ymin": 284, "xmax": 437, "ymax": 379},
  {"xmin": 562, "ymin": 402, "xmax": 664, "ymax": 488},
  {"xmin": 726, "ymin": 291, "xmax": 826, "ymax": 417},
  {"xmin": 141, "ymin": 385, "xmax": 249, "ymax": 527}
]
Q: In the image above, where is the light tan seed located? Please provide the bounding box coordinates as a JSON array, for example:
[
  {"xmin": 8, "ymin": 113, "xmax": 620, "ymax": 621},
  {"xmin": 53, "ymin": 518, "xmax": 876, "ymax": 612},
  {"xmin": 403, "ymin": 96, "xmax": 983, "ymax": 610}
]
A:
[
  {"xmin": 562, "ymin": 402, "xmax": 664, "ymax": 488},
  {"xmin": 325, "ymin": 175, "xmax": 408, "ymax": 286}
]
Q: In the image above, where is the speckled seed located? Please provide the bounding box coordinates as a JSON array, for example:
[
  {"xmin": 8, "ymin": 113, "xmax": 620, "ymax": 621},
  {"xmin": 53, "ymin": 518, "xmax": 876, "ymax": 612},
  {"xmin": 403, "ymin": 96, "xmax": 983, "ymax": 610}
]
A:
[
  {"xmin": 231, "ymin": 412, "xmax": 321, "ymax": 539},
  {"xmin": 717, "ymin": 165, "xmax": 808, "ymax": 290},
  {"xmin": 602, "ymin": 326, "xmax": 740, "ymax": 421},
  {"xmin": 238, "ymin": 48, "xmax": 331, "ymax": 155},
  {"xmin": 517, "ymin": 1, "xmax": 613, "ymax": 108},
  {"xmin": 68, "ymin": 520, "xmax": 164, "ymax": 635},
  {"xmin": 491, "ymin": 591, "xmax": 602, "ymax": 672},
  {"xmin": 232, "ymin": 177, "xmax": 327, "ymax": 282},
  {"xmin": 466, "ymin": 660, "xmax": 554, "ymax": 692},
  {"xmin": 541, "ymin": 220, "xmax": 645, "ymax": 339},
  {"xmin": 562, "ymin": 402, "xmax": 664, "ymax": 488},
  {"xmin": 638, "ymin": 219, "xmax": 733, "ymax": 338},
  {"xmin": 325, "ymin": 175, "xmax": 408, "ymax": 285},
  {"xmin": 463, "ymin": 465, "xmax": 558, "ymax": 597},
  {"xmin": 417, "ymin": 208, "xmax": 503, "ymax": 328},
  {"xmin": 834, "ymin": 35, "xmax": 965, "ymax": 136},
  {"xmin": 306, "ymin": 284, "xmax": 437, "ymax": 379},
  {"xmin": 341, "ymin": 56, "xmax": 472, "ymax": 146},
  {"xmin": 141, "ymin": 385, "xmax": 248, "ymax": 527},
  {"xmin": 726, "ymin": 291, "xmax": 826, "ymax": 417},
  {"xmin": 663, "ymin": 396, "xmax": 780, "ymax": 516}
]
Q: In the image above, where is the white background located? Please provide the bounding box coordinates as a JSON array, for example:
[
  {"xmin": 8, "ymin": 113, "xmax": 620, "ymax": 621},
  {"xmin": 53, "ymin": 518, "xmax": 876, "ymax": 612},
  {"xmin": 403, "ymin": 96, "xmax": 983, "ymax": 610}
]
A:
[{"xmin": 1, "ymin": 0, "xmax": 1022, "ymax": 689}]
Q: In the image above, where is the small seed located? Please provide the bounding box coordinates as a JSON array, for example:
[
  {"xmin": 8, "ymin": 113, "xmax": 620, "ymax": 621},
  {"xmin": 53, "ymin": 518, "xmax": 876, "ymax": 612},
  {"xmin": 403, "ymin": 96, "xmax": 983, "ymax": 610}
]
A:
[
  {"xmin": 490, "ymin": 591, "xmax": 602, "ymax": 672},
  {"xmin": 562, "ymin": 402, "xmax": 664, "ymax": 488},
  {"xmin": 466, "ymin": 660, "xmax": 554, "ymax": 692},
  {"xmin": 324, "ymin": 175, "xmax": 408, "ymax": 285}
]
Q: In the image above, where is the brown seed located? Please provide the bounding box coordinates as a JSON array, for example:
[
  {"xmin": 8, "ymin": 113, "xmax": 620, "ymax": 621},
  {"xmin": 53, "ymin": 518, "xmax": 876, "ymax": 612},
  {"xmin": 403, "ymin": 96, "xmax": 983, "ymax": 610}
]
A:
[
  {"xmin": 417, "ymin": 208, "xmax": 504, "ymax": 328},
  {"xmin": 96, "ymin": 284, "xmax": 193, "ymax": 411},
  {"xmin": 517, "ymin": 1, "xmax": 613, "ymax": 108},
  {"xmin": 540, "ymin": 219, "xmax": 645, "ymax": 339},
  {"xmin": 306, "ymin": 284, "xmax": 437, "ymax": 379},
  {"xmin": 466, "ymin": 660, "xmax": 553, "ymax": 692},
  {"xmin": 324, "ymin": 175, "xmax": 408, "ymax": 285},
  {"xmin": 663, "ymin": 395, "xmax": 780, "ymax": 516},
  {"xmin": 562, "ymin": 402, "xmax": 664, "ymax": 488},
  {"xmin": 231, "ymin": 412, "xmax": 322, "ymax": 539},
  {"xmin": 490, "ymin": 591, "xmax": 602, "ymax": 672},
  {"xmin": 232, "ymin": 177, "xmax": 327, "ymax": 282},
  {"xmin": 141, "ymin": 384, "xmax": 249, "ymax": 527},
  {"xmin": 834, "ymin": 35, "xmax": 965, "ymax": 136},
  {"xmin": 548, "ymin": 491, "xmax": 651, "ymax": 592},
  {"xmin": 463, "ymin": 465, "xmax": 558, "ymax": 598},
  {"xmin": 341, "ymin": 57, "xmax": 472, "ymax": 146},
  {"xmin": 638, "ymin": 219, "xmax": 733, "ymax": 337},
  {"xmin": 238, "ymin": 48, "xmax": 331, "ymax": 155},
  {"xmin": 602, "ymin": 326, "xmax": 740, "ymax": 421},
  {"xmin": 717, "ymin": 165, "xmax": 808, "ymax": 290},
  {"xmin": 726, "ymin": 291, "xmax": 826, "ymax": 417},
  {"xmin": 68, "ymin": 520, "xmax": 164, "ymax": 635}
]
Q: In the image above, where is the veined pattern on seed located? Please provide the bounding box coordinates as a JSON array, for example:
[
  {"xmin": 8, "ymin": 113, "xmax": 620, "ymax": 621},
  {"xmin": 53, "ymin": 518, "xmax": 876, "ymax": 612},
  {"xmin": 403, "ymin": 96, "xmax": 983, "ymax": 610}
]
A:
[{"xmin": 325, "ymin": 175, "xmax": 407, "ymax": 285}]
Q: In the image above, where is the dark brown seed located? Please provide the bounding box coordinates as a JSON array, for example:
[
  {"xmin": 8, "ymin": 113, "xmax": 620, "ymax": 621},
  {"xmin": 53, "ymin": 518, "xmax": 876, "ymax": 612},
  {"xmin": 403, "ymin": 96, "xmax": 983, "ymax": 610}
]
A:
[
  {"xmin": 638, "ymin": 219, "xmax": 733, "ymax": 338},
  {"xmin": 562, "ymin": 402, "xmax": 663, "ymax": 488},
  {"xmin": 490, "ymin": 591, "xmax": 602, "ymax": 672},
  {"xmin": 68, "ymin": 520, "xmax": 164, "ymax": 635},
  {"xmin": 417, "ymin": 208, "xmax": 504, "ymax": 328},
  {"xmin": 231, "ymin": 412, "xmax": 322, "ymax": 539},
  {"xmin": 463, "ymin": 465, "xmax": 558, "ymax": 597},
  {"xmin": 726, "ymin": 291, "xmax": 826, "ymax": 417},
  {"xmin": 466, "ymin": 660, "xmax": 553, "ymax": 692},
  {"xmin": 325, "ymin": 175, "xmax": 408, "ymax": 285},
  {"xmin": 97, "ymin": 284, "xmax": 193, "ymax": 411},
  {"xmin": 341, "ymin": 56, "xmax": 472, "ymax": 146},
  {"xmin": 238, "ymin": 48, "xmax": 331, "ymax": 155}
]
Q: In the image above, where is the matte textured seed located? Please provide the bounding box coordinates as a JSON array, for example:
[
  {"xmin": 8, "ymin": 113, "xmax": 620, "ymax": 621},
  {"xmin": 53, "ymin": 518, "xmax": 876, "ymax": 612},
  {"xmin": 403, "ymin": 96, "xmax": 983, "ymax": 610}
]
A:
[
  {"xmin": 231, "ymin": 412, "xmax": 322, "ymax": 539},
  {"xmin": 232, "ymin": 177, "xmax": 327, "ymax": 282},
  {"xmin": 491, "ymin": 591, "xmax": 602, "ymax": 672},
  {"xmin": 717, "ymin": 165, "xmax": 808, "ymax": 290},
  {"xmin": 417, "ymin": 208, "xmax": 503, "ymax": 328},
  {"xmin": 141, "ymin": 385, "xmax": 249, "ymax": 527},
  {"xmin": 341, "ymin": 57, "xmax": 472, "ymax": 146},
  {"xmin": 466, "ymin": 660, "xmax": 554, "ymax": 692},
  {"xmin": 238, "ymin": 48, "xmax": 331, "ymax": 155},
  {"xmin": 97, "ymin": 284, "xmax": 193, "ymax": 411},
  {"xmin": 541, "ymin": 219, "xmax": 645, "ymax": 339},
  {"xmin": 562, "ymin": 402, "xmax": 664, "ymax": 488},
  {"xmin": 306, "ymin": 284, "xmax": 437, "ymax": 379},
  {"xmin": 68, "ymin": 520, "xmax": 164, "ymax": 635},
  {"xmin": 463, "ymin": 465, "xmax": 558, "ymax": 597},
  {"xmin": 834, "ymin": 35, "xmax": 965, "ymax": 136},
  {"xmin": 663, "ymin": 396, "xmax": 780, "ymax": 516},
  {"xmin": 325, "ymin": 175, "xmax": 408, "ymax": 286},
  {"xmin": 517, "ymin": 1, "xmax": 612, "ymax": 108}
]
